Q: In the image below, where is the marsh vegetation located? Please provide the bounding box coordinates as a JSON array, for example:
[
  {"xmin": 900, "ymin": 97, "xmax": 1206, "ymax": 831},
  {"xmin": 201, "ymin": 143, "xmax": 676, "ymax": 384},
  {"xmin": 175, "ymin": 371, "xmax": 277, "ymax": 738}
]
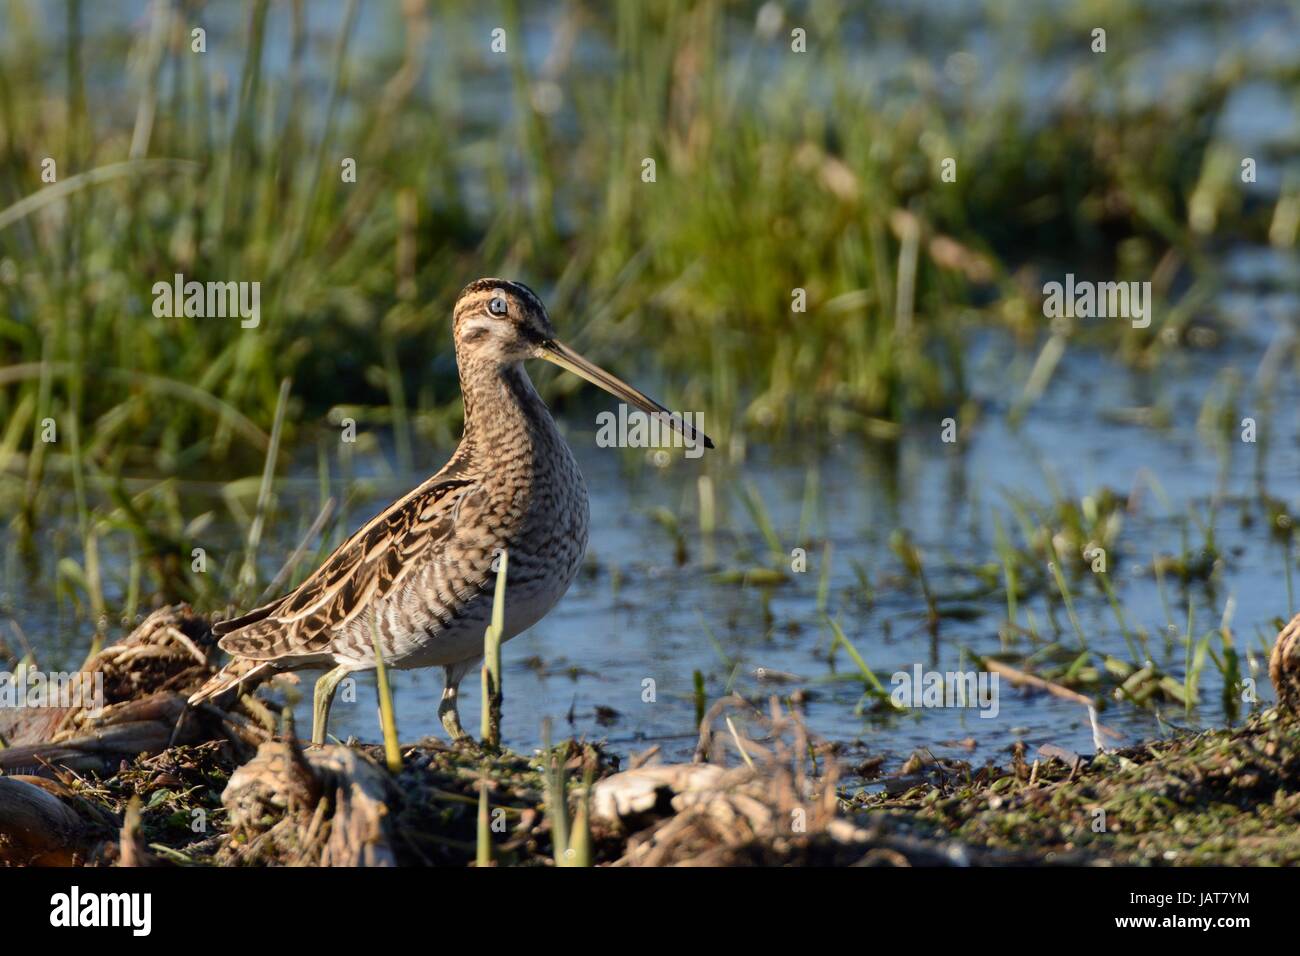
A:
[{"xmin": 1, "ymin": 0, "xmax": 1298, "ymax": 865}]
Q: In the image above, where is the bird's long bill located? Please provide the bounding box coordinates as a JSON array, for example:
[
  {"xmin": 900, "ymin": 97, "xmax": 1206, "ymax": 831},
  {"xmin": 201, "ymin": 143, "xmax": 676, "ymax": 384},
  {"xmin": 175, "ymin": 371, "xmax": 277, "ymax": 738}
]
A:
[{"xmin": 538, "ymin": 339, "xmax": 715, "ymax": 450}]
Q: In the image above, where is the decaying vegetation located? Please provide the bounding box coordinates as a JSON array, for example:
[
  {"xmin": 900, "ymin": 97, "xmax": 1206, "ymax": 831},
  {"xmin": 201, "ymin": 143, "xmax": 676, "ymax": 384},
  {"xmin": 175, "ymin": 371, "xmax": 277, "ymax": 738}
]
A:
[{"xmin": 3, "ymin": 606, "xmax": 1300, "ymax": 866}]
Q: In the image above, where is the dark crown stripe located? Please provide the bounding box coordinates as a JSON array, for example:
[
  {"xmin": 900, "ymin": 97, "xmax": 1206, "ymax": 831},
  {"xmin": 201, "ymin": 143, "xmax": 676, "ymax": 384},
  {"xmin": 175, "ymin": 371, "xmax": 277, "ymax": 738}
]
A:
[{"xmin": 456, "ymin": 278, "xmax": 546, "ymax": 319}]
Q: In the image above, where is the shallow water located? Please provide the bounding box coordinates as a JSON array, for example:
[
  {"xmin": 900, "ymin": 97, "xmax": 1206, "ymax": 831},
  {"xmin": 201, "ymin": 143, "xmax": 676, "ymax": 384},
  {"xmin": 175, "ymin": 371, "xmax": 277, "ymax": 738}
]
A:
[
  {"xmin": 3, "ymin": 1, "xmax": 1299, "ymax": 777},
  {"xmin": 239, "ymin": 278, "xmax": 1298, "ymax": 768},
  {"xmin": 13, "ymin": 259, "xmax": 1295, "ymax": 775}
]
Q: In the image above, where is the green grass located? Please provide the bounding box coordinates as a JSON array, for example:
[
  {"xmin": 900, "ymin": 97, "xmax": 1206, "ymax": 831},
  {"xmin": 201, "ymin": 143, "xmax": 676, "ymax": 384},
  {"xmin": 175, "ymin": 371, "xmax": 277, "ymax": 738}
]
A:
[
  {"xmin": 0, "ymin": 0, "xmax": 1293, "ymax": 643},
  {"xmin": 0, "ymin": 0, "xmax": 1285, "ymax": 475}
]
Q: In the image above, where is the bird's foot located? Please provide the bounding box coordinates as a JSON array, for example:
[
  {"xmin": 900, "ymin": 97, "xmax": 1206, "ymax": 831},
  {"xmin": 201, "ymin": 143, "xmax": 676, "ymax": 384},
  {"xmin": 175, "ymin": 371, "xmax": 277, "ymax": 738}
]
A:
[
  {"xmin": 439, "ymin": 684, "xmax": 493, "ymax": 752},
  {"xmin": 440, "ymin": 706, "xmax": 471, "ymax": 744}
]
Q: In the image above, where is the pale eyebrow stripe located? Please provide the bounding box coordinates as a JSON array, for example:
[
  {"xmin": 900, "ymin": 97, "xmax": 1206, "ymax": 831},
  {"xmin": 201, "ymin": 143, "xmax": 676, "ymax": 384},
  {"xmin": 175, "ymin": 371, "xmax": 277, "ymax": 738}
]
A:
[{"xmin": 454, "ymin": 292, "xmax": 496, "ymax": 319}]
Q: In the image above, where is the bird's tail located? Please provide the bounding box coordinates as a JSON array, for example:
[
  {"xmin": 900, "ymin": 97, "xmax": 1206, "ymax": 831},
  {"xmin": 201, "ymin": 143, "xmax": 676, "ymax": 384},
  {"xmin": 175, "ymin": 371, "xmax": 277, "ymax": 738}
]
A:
[{"xmin": 187, "ymin": 657, "xmax": 278, "ymax": 708}]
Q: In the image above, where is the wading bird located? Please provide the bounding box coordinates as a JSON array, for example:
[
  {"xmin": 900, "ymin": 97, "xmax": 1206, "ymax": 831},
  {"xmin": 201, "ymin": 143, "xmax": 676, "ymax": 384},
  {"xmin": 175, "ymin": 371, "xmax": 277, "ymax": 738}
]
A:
[{"xmin": 188, "ymin": 279, "xmax": 711, "ymax": 744}]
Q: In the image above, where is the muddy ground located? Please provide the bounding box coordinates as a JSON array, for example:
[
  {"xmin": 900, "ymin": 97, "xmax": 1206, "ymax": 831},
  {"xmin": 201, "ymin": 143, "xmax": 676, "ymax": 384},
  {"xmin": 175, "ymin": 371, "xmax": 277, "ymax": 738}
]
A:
[{"xmin": 3, "ymin": 606, "xmax": 1300, "ymax": 866}]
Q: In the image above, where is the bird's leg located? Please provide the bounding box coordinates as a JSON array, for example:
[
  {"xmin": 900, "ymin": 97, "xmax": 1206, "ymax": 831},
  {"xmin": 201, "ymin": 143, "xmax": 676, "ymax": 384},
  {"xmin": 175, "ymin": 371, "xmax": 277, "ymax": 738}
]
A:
[
  {"xmin": 312, "ymin": 665, "xmax": 350, "ymax": 746},
  {"xmin": 438, "ymin": 681, "xmax": 469, "ymax": 742},
  {"xmin": 439, "ymin": 659, "xmax": 481, "ymax": 746}
]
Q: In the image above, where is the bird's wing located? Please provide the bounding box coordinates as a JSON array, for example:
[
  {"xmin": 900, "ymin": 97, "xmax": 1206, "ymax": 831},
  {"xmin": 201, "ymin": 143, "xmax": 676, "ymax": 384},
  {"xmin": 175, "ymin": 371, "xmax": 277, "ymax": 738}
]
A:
[{"xmin": 215, "ymin": 473, "xmax": 480, "ymax": 661}]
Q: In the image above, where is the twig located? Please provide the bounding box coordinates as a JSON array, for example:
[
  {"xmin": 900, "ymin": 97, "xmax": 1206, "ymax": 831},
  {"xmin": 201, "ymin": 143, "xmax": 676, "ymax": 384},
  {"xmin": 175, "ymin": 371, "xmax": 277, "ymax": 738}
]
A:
[{"xmin": 725, "ymin": 717, "xmax": 756, "ymax": 771}]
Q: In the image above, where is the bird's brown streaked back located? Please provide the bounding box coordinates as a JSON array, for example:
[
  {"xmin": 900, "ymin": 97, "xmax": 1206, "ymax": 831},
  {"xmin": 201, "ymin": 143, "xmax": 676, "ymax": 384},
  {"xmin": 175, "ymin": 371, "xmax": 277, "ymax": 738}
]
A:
[{"xmin": 216, "ymin": 474, "xmax": 479, "ymax": 660}]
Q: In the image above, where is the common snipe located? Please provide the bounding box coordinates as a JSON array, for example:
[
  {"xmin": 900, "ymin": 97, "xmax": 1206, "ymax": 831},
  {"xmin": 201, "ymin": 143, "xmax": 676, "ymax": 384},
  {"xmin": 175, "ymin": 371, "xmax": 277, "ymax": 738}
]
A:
[{"xmin": 188, "ymin": 279, "xmax": 712, "ymax": 744}]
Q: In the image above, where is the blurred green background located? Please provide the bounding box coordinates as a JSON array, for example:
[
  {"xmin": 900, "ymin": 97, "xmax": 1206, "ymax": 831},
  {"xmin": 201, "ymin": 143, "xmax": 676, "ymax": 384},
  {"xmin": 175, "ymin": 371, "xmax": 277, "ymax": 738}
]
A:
[{"xmin": 3, "ymin": 0, "xmax": 1293, "ymax": 471}]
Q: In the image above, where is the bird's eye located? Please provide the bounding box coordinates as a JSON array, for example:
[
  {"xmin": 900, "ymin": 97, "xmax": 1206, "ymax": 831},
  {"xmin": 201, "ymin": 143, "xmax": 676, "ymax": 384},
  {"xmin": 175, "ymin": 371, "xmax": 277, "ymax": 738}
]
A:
[{"xmin": 489, "ymin": 296, "xmax": 508, "ymax": 316}]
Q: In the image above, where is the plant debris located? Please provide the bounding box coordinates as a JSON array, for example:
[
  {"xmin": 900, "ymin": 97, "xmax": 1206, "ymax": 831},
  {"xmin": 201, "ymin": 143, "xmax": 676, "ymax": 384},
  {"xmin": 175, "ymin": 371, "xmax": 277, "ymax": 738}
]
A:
[{"xmin": 5, "ymin": 606, "xmax": 1300, "ymax": 866}]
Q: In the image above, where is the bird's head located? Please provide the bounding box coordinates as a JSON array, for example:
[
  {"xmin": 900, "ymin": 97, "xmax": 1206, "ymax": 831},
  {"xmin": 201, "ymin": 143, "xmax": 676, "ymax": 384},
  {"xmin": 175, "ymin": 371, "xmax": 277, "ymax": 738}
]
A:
[
  {"xmin": 453, "ymin": 278, "xmax": 556, "ymax": 365},
  {"xmin": 452, "ymin": 277, "xmax": 713, "ymax": 450}
]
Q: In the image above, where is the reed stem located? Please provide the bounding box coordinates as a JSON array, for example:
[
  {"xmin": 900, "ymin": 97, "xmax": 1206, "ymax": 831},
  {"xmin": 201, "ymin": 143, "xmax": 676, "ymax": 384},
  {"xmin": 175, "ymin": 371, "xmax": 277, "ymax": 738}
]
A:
[{"xmin": 370, "ymin": 616, "xmax": 402, "ymax": 773}]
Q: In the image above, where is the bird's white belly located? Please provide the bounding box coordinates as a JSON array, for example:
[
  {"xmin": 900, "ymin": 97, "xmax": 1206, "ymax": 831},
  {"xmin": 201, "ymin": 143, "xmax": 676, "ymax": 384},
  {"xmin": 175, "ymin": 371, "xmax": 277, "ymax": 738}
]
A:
[{"xmin": 384, "ymin": 571, "xmax": 574, "ymax": 671}]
